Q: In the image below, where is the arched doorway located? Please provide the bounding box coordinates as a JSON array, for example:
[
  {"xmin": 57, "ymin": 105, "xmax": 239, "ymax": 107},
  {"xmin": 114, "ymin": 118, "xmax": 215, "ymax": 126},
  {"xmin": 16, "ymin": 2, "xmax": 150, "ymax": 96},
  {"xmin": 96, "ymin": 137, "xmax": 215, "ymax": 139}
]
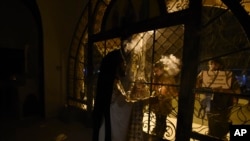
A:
[{"xmin": 0, "ymin": 0, "xmax": 44, "ymax": 119}]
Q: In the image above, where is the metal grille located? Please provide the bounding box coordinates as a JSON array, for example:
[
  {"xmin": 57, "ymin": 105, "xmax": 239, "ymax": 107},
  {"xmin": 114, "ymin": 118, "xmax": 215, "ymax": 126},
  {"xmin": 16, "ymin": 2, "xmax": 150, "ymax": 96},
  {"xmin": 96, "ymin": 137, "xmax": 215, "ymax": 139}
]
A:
[{"xmin": 67, "ymin": 0, "xmax": 250, "ymax": 140}]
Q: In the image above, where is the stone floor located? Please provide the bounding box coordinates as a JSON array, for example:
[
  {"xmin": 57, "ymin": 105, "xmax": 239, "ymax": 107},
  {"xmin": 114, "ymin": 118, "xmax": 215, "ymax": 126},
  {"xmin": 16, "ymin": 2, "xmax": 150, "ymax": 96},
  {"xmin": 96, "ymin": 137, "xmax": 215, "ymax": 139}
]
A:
[
  {"xmin": 0, "ymin": 115, "xmax": 169, "ymax": 141},
  {"xmin": 0, "ymin": 117, "xmax": 92, "ymax": 141},
  {"xmin": 1, "ymin": 98, "xmax": 248, "ymax": 141}
]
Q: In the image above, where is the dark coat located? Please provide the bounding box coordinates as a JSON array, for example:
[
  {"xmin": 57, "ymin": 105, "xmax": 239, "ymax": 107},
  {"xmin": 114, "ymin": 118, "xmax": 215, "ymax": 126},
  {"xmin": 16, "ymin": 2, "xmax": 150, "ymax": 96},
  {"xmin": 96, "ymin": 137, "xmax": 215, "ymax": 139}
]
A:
[{"xmin": 92, "ymin": 49, "xmax": 123, "ymax": 141}]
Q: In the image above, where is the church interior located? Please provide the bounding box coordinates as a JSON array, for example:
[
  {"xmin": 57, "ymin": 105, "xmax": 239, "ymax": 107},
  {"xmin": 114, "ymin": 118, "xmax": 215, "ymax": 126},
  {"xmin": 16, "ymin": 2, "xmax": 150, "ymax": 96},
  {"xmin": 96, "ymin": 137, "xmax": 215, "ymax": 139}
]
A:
[{"xmin": 1, "ymin": 0, "xmax": 250, "ymax": 141}]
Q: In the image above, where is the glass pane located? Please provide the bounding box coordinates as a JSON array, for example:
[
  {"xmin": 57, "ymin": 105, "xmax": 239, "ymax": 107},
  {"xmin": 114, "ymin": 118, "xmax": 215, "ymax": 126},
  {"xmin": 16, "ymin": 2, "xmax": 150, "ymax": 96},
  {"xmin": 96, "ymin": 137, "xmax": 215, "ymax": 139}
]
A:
[
  {"xmin": 75, "ymin": 59, "xmax": 84, "ymax": 79},
  {"xmin": 94, "ymin": 38, "xmax": 120, "ymax": 56},
  {"xmin": 76, "ymin": 10, "xmax": 88, "ymax": 40},
  {"xmin": 202, "ymin": 0, "xmax": 227, "ymax": 8},
  {"xmin": 68, "ymin": 79, "xmax": 74, "ymax": 97},
  {"xmin": 75, "ymin": 79, "xmax": 85, "ymax": 100},
  {"xmin": 93, "ymin": 1, "xmax": 108, "ymax": 34},
  {"xmin": 165, "ymin": 0, "xmax": 189, "ymax": 13},
  {"xmin": 70, "ymin": 38, "xmax": 80, "ymax": 57},
  {"xmin": 103, "ymin": 0, "xmax": 162, "ymax": 31},
  {"xmin": 93, "ymin": 26, "xmax": 183, "ymax": 141},
  {"xmin": 193, "ymin": 5, "xmax": 250, "ymax": 140},
  {"xmin": 142, "ymin": 27, "xmax": 183, "ymax": 141},
  {"xmin": 68, "ymin": 58, "xmax": 75, "ymax": 79}
]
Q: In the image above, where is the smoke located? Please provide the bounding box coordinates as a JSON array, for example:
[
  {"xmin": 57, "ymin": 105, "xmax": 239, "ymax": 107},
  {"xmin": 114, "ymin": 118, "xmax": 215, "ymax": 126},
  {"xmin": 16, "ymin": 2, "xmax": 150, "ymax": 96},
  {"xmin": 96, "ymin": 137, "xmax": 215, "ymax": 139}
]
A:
[{"xmin": 159, "ymin": 54, "xmax": 181, "ymax": 76}]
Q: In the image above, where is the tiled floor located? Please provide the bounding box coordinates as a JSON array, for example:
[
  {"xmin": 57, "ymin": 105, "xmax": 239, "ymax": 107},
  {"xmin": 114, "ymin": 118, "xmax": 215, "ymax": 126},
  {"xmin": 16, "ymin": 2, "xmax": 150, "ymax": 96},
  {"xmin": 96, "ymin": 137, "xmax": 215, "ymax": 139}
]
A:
[{"xmin": 0, "ymin": 117, "xmax": 93, "ymax": 141}]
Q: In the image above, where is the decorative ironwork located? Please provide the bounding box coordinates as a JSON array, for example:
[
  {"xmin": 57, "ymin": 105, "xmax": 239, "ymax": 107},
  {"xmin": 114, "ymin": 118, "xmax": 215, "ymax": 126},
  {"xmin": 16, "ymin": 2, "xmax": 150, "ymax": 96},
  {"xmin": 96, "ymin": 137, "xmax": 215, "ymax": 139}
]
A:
[
  {"xmin": 190, "ymin": 2, "xmax": 250, "ymax": 140},
  {"xmin": 240, "ymin": 0, "xmax": 250, "ymax": 15},
  {"xmin": 67, "ymin": 0, "xmax": 250, "ymax": 140},
  {"xmin": 165, "ymin": 0, "xmax": 189, "ymax": 13},
  {"xmin": 143, "ymin": 111, "xmax": 177, "ymax": 140},
  {"xmin": 193, "ymin": 90, "xmax": 250, "ymax": 140}
]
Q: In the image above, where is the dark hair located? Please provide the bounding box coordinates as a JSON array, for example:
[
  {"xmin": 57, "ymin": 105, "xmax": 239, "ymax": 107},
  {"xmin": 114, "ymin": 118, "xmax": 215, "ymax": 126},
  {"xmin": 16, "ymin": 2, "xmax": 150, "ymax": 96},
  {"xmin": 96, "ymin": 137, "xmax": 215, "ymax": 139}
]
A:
[
  {"xmin": 154, "ymin": 61, "xmax": 164, "ymax": 69},
  {"xmin": 209, "ymin": 58, "xmax": 224, "ymax": 70},
  {"xmin": 209, "ymin": 58, "xmax": 223, "ymax": 65},
  {"xmin": 121, "ymin": 32, "xmax": 132, "ymax": 42}
]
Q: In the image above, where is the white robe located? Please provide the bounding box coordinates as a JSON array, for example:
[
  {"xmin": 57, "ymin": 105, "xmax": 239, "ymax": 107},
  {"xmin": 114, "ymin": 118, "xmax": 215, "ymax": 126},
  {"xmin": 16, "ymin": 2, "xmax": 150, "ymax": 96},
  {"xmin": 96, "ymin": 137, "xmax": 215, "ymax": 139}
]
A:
[{"xmin": 98, "ymin": 92, "xmax": 132, "ymax": 141}]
